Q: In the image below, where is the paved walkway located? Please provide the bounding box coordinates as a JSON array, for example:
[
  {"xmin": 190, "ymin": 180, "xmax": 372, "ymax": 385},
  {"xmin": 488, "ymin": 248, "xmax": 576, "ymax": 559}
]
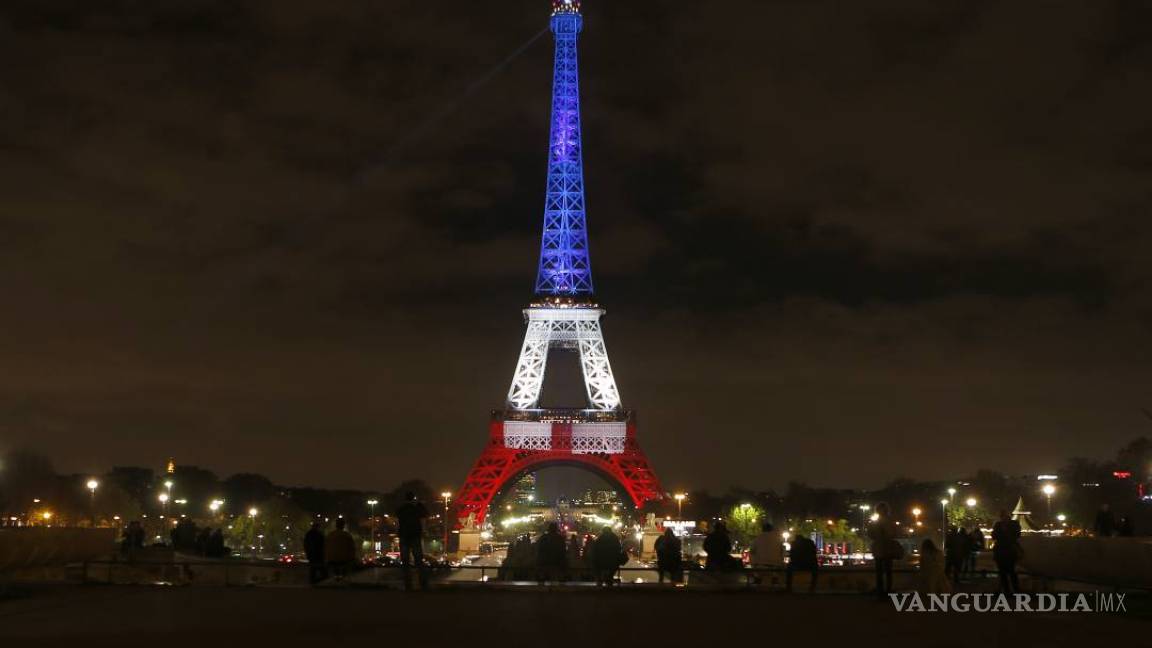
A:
[{"xmin": 0, "ymin": 585, "xmax": 1147, "ymax": 647}]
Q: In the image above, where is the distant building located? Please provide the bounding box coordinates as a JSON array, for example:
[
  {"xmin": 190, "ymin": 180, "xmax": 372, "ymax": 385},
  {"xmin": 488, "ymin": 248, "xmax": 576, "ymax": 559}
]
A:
[{"xmin": 509, "ymin": 473, "xmax": 537, "ymax": 506}]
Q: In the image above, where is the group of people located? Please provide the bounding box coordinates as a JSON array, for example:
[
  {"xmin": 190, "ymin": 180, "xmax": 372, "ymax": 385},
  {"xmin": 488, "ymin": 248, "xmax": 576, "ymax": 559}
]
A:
[
  {"xmin": 746, "ymin": 521, "xmax": 818, "ymax": 591},
  {"xmin": 1094, "ymin": 504, "xmax": 1136, "ymax": 537},
  {"xmin": 190, "ymin": 526, "xmax": 227, "ymax": 557},
  {"xmin": 302, "ymin": 517, "xmax": 357, "ymax": 583},
  {"xmin": 943, "ymin": 524, "xmax": 985, "ymax": 583},
  {"xmin": 914, "ymin": 509, "xmax": 1023, "ymax": 595},
  {"xmin": 501, "ymin": 524, "xmax": 629, "ymax": 586},
  {"xmin": 302, "ymin": 491, "xmax": 431, "ymax": 589}
]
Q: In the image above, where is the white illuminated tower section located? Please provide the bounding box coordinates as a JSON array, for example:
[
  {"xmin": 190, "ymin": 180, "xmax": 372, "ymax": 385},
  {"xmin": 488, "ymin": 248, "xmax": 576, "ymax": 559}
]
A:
[{"xmin": 454, "ymin": 1, "xmax": 662, "ymax": 527}]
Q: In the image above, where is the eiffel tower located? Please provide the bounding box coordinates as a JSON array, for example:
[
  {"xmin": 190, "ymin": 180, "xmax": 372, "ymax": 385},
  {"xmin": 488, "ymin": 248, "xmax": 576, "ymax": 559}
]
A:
[{"xmin": 454, "ymin": 0, "xmax": 663, "ymax": 526}]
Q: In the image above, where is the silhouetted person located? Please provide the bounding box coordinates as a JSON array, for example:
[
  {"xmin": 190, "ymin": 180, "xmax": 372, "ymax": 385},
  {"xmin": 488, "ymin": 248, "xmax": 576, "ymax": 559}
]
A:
[
  {"xmin": 566, "ymin": 533, "xmax": 583, "ymax": 580},
  {"xmin": 395, "ymin": 491, "xmax": 429, "ymax": 590},
  {"xmin": 324, "ymin": 518, "xmax": 356, "ymax": 582},
  {"xmin": 967, "ymin": 526, "xmax": 985, "ymax": 577},
  {"xmin": 944, "ymin": 526, "xmax": 967, "ymax": 584},
  {"xmin": 703, "ymin": 521, "xmax": 736, "ymax": 570},
  {"xmin": 303, "ymin": 521, "xmax": 326, "ymax": 584},
  {"xmin": 535, "ymin": 523, "xmax": 568, "ymax": 584},
  {"xmin": 917, "ymin": 538, "xmax": 950, "ymax": 594},
  {"xmin": 786, "ymin": 532, "xmax": 819, "ymax": 593},
  {"xmin": 122, "ymin": 520, "xmax": 145, "ymax": 557},
  {"xmin": 592, "ymin": 526, "xmax": 623, "ymax": 586},
  {"xmin": 868, "ymin": 502, "xmax": 899, "ymax": 598},
  {"xmin": 209, "ymin": 528, "xmax": 225, "ymax": 557},
  {"xmin": 1117, "ymin": 516, "xmax": 1134, "ymax": 537},
  {"xmin": 1094, "ymin": 504, "xmax": 1116, "ymax": 537},
  {"xmin": 195, "ymin": 527, "xmax": 211, "ymax": 556},
  {"xmin": 991, "ymin": 509, "xmax": 1021, "ymax": 594},
  {"xmin": 654, "ymin": 528, "xmax": 683, "ymax": 584}
]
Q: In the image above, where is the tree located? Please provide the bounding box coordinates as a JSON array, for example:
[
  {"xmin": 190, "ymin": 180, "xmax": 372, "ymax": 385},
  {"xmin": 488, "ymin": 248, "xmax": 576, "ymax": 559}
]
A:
[
  {"xmin": 725, "ymin": 503, "xmax": 763, "ymax": 547},
  {"xmin": 222, "ymin": 473, "xmax": 278, "ymax": 514}
]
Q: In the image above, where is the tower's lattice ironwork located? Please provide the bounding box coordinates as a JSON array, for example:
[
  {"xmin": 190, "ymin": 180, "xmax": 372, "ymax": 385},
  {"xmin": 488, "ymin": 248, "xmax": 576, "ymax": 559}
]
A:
[
  {"xmin": 535, "ymin": 0, "xmax": 592, "ymax": 296},
  {"xmin": 455, "ymin": 0, "xmax": 663, "ymax": 527}
]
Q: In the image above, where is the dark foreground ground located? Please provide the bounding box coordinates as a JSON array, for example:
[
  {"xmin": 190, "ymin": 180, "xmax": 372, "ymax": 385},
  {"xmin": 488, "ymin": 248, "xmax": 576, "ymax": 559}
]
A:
[{"xmin": 1, "ymin": 585, "xmax": 1147, "ymax": 647}]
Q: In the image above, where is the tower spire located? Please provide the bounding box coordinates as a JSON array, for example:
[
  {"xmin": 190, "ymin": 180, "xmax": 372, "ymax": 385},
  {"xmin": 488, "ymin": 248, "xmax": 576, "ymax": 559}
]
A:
[{"xmin": 535, "ymin": 0, "xmax": 592, "ymax": 296}]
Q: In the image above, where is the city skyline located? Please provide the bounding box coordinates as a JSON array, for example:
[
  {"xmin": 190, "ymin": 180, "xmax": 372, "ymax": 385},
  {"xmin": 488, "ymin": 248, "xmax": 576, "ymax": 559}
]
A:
[{"xmin": 1, "ymin": 1, "xmax": 1150, "ymax": 493}]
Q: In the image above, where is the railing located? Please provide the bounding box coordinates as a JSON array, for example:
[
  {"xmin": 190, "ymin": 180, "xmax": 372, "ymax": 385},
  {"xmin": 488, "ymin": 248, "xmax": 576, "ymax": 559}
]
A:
[
  {"xmin": 493, "ymin": 408, "xmax": 634, "ymax": 423},
  {"xmin": 62, "ymin": 559, "xmax": 925, "ymax": 591}
]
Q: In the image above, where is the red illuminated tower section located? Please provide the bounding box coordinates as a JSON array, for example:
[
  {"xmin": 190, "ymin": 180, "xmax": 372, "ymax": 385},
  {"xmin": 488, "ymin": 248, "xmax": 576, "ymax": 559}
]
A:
[{"xmin": 454, "ymin": 1, "xmax": 662, "ymax": 527}]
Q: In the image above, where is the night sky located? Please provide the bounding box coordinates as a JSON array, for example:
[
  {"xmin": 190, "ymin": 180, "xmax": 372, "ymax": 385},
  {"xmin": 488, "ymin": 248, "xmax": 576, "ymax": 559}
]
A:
[{"xmin": 1, "ymin": 1, "xmax": 1150, "ymax": 494}]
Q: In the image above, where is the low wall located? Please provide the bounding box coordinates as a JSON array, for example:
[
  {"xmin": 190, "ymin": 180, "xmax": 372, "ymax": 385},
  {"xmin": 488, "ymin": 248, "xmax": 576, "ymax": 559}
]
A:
[
  {"xmin": 1019, "ymin": 536, "xmax": 1152, "ymax": 588},
  {"xmin": 0, "ymin": 528, "xmax": 117, "ymax": 571}
]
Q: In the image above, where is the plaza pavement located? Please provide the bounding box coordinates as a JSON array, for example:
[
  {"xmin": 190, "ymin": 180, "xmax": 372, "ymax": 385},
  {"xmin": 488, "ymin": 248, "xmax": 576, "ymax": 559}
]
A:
[{"xmin": 0, "ymin": 583, "xmax": 1147, "ymax": 647}]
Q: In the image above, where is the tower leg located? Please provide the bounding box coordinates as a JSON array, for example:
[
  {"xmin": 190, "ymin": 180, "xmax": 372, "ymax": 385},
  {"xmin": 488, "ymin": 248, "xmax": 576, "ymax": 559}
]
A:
[
  {"xmin": 507, "ymin": 320, "xmax": 551, "ymax": 409},
  {"xmin": 576, "ymin": 319, "xmax": 621, "ymax": 410}
]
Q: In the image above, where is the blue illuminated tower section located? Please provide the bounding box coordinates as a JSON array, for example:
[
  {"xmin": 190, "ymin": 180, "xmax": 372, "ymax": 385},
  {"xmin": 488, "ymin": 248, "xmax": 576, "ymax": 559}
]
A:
[{"xmin": 535, "ymin": 0, "xmax": 592, "ymax": 296}]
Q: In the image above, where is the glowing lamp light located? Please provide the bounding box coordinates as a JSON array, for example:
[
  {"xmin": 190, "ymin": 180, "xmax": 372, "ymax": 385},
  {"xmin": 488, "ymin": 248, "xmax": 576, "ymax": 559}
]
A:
[
  {"xmin": 870, "ymin": 513, "xmax": 880, "ymax": 522},
  {"xmin": 965, "ymin": 498, "xmax": 977, "ymax": 507},
  {"xmin": 1057, "ymin": 514, "xmax": 1067, "ymax": 522},
  {"xmin": 248, "ymin": 507, "xmax": 258, "ymax": 517},
  {"xmin": 940, "ymin": 499, "xmax": 949, "ymax": 506},
  {"xmin": 157, "ymin": 493, "xmax": 169, "ymax": 503},
  {"xmin": 1042, "ymin": 484, "xmax": 1056, "ymax": 496},
  {"xmin": 86, "ymin": 479, "xmax": 99, "ymax": 491},
  {"xmin": 911, "ymin": 507, "xmax": 921, "ymax": 517}
]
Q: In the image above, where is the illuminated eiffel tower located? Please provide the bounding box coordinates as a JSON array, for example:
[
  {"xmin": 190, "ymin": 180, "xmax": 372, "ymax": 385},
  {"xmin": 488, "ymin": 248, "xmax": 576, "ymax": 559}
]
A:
[{"xmin": 454, "ymin": 1, "xmax": 663, "ymax": 526}]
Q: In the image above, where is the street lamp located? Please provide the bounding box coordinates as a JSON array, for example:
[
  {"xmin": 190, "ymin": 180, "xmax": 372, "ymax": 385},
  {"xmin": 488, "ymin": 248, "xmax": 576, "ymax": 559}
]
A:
[
  {"xmin": 441, "ymin": 492, "xmax": 452, "ymax": 557},
  {"xmin": 940, "ymin": 498, "xmax": 949, "ymax": 546},
  {"xmin": 965, "ymin": 497, "xmax": 977, "ymax": 508},
  {"xmin": 209, "ymin": 499, "xmax": 223, "ymax": 513},
  {"xmin": 86, "ymin": 479, "xmax": 99, "ymax": 523},
  {"xmin": 367, "ymin": 499, "xmax": 379, "ymax": 552},
  {"xmin": 674, "ymin": 493, "xmax": 686, "ymax": 519},
  {"xmin": 158, "ymin": 492, "xmax": 169, "ymax": 515},
  {"xmin": 1042, "ymin": 483, "xmax": 1056, "ymax": 520},
  {"xmin": 248, "ymin": 508, "xmax": 259, "ymax": 558},
  {"xmin": 947, "ymin": 488, "xmax": 956, "ymax": 502}
]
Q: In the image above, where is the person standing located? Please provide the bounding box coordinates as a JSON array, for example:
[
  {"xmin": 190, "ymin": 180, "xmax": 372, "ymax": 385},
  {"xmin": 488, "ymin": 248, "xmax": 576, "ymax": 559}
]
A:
[
  {"xmin": 868, "ymin": 503, "xmax": 900, "ymax": 599},
  {"xmin": 1094, "ymin": 504, "xmax": 1116, "ymax": 537},
  {"xmin": 592, "ymin": 526, "xmax": 623, "ymax": 587},
  {"xmin": 323, "ymin": 518, "xmax": 357, "ymax": 582},
  {"xmin": 654, "ymin": 527, "xmax": 683, "ymax": 584},
  {"xmin": 535, "ymin": 523, "xmax": 568, "ymax": 584},
  {"xmin": 967, "ymin": 525, "xmax": 985, "ymax": 578},
  {"xmin": 303, "ymin": 521, "xmax": 326, "ymax": 584},
  {"xmin": 396, "ymin": 491, "xmax": 430, "ymax": 590},
  {"xmin": 991, "ymin": 509, "xmax": 1021, "ymax": 594},
  {"xmin": 943, "ymin": 526, "xmax": 965, "ymax": 584}
]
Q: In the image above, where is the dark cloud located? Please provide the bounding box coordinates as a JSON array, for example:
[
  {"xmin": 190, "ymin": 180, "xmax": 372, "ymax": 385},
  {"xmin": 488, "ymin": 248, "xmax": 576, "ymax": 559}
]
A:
[{"xmin": 0, "ymin": 0, "xmax": 1149, "ymax": 492}]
